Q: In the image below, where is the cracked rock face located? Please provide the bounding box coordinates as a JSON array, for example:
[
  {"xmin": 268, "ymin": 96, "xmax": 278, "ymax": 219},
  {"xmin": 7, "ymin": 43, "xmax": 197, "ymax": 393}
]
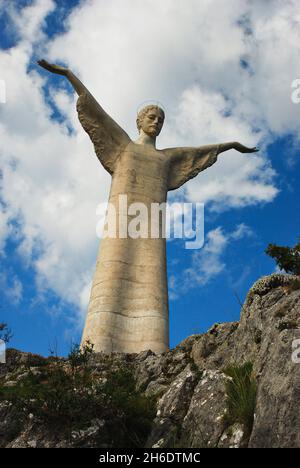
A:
[{"xmin": 1, "ymin": 274, "xmax": 300, "ymax": 448}]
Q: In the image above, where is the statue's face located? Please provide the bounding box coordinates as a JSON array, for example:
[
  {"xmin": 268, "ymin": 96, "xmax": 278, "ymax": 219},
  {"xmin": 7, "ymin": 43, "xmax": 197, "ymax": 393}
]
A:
[{"xmin": 140, "ymin": 109, "xmax": 164, "ymax": 137}]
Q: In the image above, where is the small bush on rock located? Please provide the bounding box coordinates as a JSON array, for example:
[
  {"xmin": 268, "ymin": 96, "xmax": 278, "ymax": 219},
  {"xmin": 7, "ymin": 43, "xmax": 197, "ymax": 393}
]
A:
[{"xmin": 266, "ymin": 239, "xmax": 300, "ymax": 276}]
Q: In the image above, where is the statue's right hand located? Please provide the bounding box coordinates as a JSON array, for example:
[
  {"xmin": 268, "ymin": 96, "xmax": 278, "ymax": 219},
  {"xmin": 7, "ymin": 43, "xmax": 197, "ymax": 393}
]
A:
[{"xmin": 37, "ymin": 59, "xmax": 69, "ymax": 76}]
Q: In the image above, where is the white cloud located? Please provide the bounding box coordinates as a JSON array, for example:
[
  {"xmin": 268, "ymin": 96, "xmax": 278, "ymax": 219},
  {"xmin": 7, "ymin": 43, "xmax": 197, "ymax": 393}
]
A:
[
  {"xmin": 0, "ymin": 271, "xmax": 23, "ymax": 305},
  {"xmin": 169, "ymin": 86, "xmax": 279, "ymax": 211},
  {"xmin": 5, "ymin": 0, "xmax": 55, "ymax": 44},
  {"xmin": 0, "ymin": 207, "xmax": 12, "ymax": 254},
  {"xmin": 0, "ymin": 0, "xmax": 300, "ymax": 325},
  {"xmin": 0, "ymin": 1, "xmax": 111, "ymax": 324},
  {"xmin": 169, "ymin": 223, "xmax": 254, "ymax": 299}
]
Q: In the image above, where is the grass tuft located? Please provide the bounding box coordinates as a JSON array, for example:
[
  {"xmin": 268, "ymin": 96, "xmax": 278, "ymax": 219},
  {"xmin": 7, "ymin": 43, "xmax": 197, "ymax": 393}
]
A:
[{"xmin": 223, "ymin": 361, "xmax": 257, "ymax": 436}]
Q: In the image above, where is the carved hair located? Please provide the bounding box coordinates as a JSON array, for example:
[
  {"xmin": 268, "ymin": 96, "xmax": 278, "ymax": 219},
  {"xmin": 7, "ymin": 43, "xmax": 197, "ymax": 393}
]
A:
[{"xmin": 136, "ymin": 105, "xmax": 165, "ymax": 132}]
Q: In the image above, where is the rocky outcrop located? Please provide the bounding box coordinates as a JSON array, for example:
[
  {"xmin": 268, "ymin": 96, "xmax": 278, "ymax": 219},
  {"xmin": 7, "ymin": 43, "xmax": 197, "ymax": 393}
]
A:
[{"xmin": 0, "ymin": 274, "xmax": 299, "ymax": 448}]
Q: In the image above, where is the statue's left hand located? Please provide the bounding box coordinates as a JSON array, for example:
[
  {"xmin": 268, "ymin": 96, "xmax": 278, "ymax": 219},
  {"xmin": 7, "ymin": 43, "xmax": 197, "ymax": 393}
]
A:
[
  {"xmin": 37, "ymin": 59, "xmax": 69, "ymax": 77},
  {"xmin": 234, "ymin": 142, "xmax": 259, "ymax": 153}
]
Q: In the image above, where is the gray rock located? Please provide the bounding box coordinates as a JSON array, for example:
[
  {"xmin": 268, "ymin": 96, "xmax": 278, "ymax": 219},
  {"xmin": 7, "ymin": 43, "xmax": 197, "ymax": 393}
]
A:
[{"xmin": 1, "ymin": 274, "xmax": 299, "ymax": 447}]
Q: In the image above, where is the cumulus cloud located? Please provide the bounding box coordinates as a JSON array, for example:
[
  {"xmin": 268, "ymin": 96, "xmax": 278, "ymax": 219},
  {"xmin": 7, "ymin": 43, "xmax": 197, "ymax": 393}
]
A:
[
  {"xmin": 0, "ymin": 0, "xmax": 111, "ymax": 323},
  {"xmin": 0, "ymin": 0, "xmax": 299, "ymax": 325}
]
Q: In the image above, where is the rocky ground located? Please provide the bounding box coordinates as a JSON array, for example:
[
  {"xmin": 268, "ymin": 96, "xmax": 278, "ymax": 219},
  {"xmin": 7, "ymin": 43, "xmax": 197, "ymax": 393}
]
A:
[{"xmin": 1, "ymin": 274, "xmax": 300, "ymax": 448}]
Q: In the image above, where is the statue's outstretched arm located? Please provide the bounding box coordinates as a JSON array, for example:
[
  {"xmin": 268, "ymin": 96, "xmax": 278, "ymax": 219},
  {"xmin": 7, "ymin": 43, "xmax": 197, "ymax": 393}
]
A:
[
  {"xmin": 164, "ymin": 142, "xmax": 259, "ymax": 191},
  {"xmin": 37, "ymin": 59, "xmax": 93, "ymax": 96},
  {"xmin": 167, "ymin": 141, "xmax": 258, "ymax": 162},
  {"xmin": 37, "ymin": 60, "xmax": 130, "ymax": 174}
]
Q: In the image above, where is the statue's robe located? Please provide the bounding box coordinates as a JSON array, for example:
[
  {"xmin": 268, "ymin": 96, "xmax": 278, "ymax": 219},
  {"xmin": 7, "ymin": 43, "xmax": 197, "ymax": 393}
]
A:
[{"xmin": 77, "ymin": 92, "xmax": 221, "ymax": 354}]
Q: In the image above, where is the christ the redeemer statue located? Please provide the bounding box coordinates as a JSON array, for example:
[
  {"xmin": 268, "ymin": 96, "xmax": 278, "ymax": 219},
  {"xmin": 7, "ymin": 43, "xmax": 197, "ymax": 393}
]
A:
[{"xmin": 38, "ymin": 60, "xmax": 258, "ymax": 354}]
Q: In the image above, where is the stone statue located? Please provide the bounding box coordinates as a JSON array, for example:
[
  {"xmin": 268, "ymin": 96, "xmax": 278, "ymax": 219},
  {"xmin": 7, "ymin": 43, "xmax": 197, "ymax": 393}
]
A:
[{"xmin": 38, "ymin": 60, "xmax": 258, "ymax": 354}]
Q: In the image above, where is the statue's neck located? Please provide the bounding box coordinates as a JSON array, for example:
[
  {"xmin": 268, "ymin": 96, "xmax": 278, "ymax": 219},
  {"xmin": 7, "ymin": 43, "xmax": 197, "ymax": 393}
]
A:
[{"xmin": 135, "ymin": 131, "xmax": 156, "ymax": 148}]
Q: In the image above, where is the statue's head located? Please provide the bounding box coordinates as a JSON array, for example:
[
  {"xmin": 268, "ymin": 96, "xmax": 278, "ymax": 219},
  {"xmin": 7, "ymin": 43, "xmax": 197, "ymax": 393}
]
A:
[{"xmin": 136, "ymin": 105, "xmax": 165, "ymax": 138}]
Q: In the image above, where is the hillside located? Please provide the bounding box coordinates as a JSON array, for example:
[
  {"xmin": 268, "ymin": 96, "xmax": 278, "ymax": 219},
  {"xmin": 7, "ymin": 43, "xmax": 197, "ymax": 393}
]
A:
[{"xmin": 1, "ymin": 273, "xmax": 300, "ymax": 448}]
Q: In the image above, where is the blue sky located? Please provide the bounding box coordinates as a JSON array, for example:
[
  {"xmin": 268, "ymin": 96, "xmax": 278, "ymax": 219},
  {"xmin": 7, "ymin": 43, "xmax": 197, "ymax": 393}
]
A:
[{"xmin": 0, "ymin": 0, "xmax": 299, "ymax": 357}]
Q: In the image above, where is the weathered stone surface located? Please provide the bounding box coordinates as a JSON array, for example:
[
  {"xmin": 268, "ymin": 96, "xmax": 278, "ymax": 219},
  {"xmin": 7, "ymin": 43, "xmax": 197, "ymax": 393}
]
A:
[
  {"xmin": 218, "ymin": 423, "xmax": 245, "ymax": 448},
  {"xmin": 80, "ymin": 136, "xmax": 222, "ymax": 355},
  {"xmin": 77, "ymin": 95, "xmax": 224, "ymax": 355},
  {"xmin": 179, "ymin": 370, "xmax": 230, "ymax": 448},
  {"xmin": 1, "ymin": 274, "xmax": 300, "ymax": 447},
  {"xmin": 146, "ymin": 364, "xmax": 200, "ymax": 448}
]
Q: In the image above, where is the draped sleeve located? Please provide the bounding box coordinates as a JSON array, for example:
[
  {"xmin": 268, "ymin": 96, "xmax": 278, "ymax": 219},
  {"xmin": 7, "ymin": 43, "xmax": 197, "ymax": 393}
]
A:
[
  {"xmin": 76, "ymin": 92, "xmax": 131, "ymax": 175},
  {"xmin": 163, "ymin": 144, "xmax": 221, "ymax": 191}
]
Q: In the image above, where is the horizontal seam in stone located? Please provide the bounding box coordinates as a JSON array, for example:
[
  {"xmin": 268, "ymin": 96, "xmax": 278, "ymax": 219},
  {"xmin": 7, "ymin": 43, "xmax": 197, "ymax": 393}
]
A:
[
  {"xmin": 109, "ymin": 192, "xmax": 165, "ymax": 203},
  {"xmin": 86, "ymin": 310, "xmax": 168, "ymax": 320},
  {"xmin": 90, "ymin": 294, "xmax": 167, "ymax": 302},
  {"xmin": 91, "ymin": 278, "xmax": 166, "ymax": 286},
  {"xmin": 89, "ymin": 301, "xmax": 168, "ymax": 309},
  {"xmin": 97, "ymin": 260, "xmax": 161, "ymax": 267}
]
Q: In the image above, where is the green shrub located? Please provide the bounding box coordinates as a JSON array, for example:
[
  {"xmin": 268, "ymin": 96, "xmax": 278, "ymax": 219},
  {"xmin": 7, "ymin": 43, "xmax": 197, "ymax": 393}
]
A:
[
  {"xmin": 68, "ymin": 341, "xmax": 94, "ymax": 370},
  {"xmin": 0, "ymin": 364, "xmax": 97, "ymax": 430},
  {"xmin": 223, "ymin": 362, "xmax": 257, "ymax": 435},
  {"xmin": 0, "ymin": 346, "xmax": 156, "ymax": 447},
  {"xmin": 102, "ymin": 365, "xmax": 157, "ymax": 447},
  {"xmin": 265, "ymin": 239, "xmax": 300, "ymax": 275}
]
